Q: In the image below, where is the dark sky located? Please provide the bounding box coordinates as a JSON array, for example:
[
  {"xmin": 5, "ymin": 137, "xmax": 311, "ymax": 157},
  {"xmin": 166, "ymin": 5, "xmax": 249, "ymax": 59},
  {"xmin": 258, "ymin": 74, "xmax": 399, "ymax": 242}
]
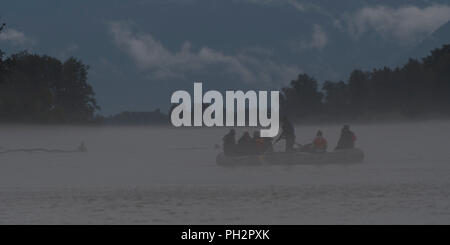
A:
[{"xmin": 1, "ymin": 0, "xmax": 450, "ymax": 114}]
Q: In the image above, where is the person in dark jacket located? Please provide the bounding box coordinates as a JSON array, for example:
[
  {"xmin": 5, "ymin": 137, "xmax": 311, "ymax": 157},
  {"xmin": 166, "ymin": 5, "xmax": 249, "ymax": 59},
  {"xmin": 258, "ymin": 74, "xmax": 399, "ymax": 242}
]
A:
[
  {"xmin": 237, "ymin": 131, "xmax": 253, "ymax": 155},
  {"xmin": 335, "ymin": 125, "xmax": 356, "ymax": 150},
  {"xmin": 223, "ymin": 129, "xmax": 236, "ymax": 156},
  {"xmin": 263, "ymin": 137, "xmax": 274, "ymax": 153}
]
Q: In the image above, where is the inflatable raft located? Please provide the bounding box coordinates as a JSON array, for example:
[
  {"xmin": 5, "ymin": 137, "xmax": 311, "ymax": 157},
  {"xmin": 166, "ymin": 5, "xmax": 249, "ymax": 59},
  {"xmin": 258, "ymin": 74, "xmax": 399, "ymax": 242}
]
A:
[{"xmin": 216, "ymin": 148, "xmax": 364, "ymax": 166}]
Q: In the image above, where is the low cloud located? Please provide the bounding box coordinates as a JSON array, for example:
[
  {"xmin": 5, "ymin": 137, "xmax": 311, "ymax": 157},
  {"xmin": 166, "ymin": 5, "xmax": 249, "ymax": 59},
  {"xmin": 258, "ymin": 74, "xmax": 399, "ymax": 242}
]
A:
[
  {"xmin": 108, "ymin": 22, "xmax": 300, "ymax": 86},
  {"xmin": 344, "ymin": 4, "xmax": 450, "ymax": 43},
  {"xmin": 58, "ymin": 44, "xmax": 79, "ymax": 59},
  {"xmin": 0, "ymin": 28, "xmax": 35, "ymax": 46},
  {"xmin": 235, "ymin": 0, "xmax": 328, "ymax": 12},
  {"xmin": 297, "ymin": 24, "xmax": 328, "ymax": 51}
]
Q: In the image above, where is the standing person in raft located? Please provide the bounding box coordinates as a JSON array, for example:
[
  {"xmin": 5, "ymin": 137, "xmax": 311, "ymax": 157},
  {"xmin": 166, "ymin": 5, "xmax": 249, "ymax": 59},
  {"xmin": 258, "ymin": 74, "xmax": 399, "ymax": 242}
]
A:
[{"xmin": 276, "ymin": 117, "xmax": 296, "ymax": 152}]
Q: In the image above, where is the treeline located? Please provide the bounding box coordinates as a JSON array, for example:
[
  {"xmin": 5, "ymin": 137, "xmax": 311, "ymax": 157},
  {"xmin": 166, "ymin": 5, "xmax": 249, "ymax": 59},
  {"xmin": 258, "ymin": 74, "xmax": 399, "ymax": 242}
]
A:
[
  {"xmin": 0, "ymin": 51, "xmax": 99, "ymax": 123},
  {"xmin": 281, "ymin": 44, "xmax": 450, "ymax": 122}
]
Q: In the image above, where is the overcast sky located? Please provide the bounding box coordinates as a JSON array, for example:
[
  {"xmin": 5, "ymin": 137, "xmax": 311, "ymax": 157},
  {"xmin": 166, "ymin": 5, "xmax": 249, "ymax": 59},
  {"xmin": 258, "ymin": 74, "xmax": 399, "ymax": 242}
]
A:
[{"xmin": 1, "ymin": 0, "xmax": 450, "ymax": 114}]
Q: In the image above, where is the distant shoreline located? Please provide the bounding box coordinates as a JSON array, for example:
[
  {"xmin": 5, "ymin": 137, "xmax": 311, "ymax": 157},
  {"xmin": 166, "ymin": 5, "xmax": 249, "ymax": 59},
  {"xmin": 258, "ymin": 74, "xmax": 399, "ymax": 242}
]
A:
[{"xmin": 1, "ymin": 116, "xmax": 450, "ymax": 128}]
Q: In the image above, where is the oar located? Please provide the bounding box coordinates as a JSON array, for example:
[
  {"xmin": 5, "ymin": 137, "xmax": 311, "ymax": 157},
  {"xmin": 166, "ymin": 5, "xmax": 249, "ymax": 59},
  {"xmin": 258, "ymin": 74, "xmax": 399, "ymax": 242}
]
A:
[
  {"xmin": 171, "ymin": 144, "xmax": 221, "ymax": 150},
  {"xmin": 273, "ymin": 138, "xmax": 282, "ymax": 145}
]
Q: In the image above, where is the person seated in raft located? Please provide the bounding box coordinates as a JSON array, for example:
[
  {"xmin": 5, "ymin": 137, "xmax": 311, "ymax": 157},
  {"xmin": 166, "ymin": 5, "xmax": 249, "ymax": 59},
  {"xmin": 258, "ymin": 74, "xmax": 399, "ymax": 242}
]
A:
[
  {"xmin": 237, "ymin": 131, "xmax": 253, "ymax": 155},
  {"xmin": 263, "ymin": 137, "xmax": 274, "ymax": 153},
  {"xmin": 301, "ymin": 130, "xmax": 328, "ymax": 153},
  {"xmin": 312, "ymin": 130, "xmax": 327, "ymax": 153},
  {"xmin": 223, "ymin": 129, "xmax": 236, "ymax": 156},
  {"xmin": 335, "ymin": 125, "xmax": 357, "ymax": 150},
  {"xmin": 252, "ymin": 131, "xmax": 266, "ymax": 154}
]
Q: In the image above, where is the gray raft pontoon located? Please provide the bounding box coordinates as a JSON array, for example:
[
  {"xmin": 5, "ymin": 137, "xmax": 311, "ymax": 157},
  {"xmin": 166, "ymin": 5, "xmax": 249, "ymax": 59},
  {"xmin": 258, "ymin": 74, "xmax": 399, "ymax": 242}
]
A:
[{"xmin": 216, "ymin": 148, "xmax": 364, "ymax": 166}]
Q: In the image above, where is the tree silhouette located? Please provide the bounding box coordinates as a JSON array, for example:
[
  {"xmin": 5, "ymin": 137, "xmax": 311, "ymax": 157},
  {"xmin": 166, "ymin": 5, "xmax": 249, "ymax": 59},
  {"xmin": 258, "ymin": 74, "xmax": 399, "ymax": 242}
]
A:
[
  {"xmin": 0, "ymin": 52, "xmax": 99, "ymax": 123},
  {"xmin": 280, "ymin": 73, "xmax": 323, "ymax": 120},
  {"xmin": 281, "ymin": 43, "xmax": 450, "ymax": 121},
  {"xmin": 322, "ymin": 80, "xmax": 349, "ymax": 118},
  {"xmin": 0, "ymin": 18, "xmax": 5, "ymax": 82}
]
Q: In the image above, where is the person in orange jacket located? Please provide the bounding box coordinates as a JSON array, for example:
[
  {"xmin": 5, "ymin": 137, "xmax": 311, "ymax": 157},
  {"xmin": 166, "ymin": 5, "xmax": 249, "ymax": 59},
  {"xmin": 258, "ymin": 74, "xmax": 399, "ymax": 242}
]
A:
[
  {"xmin": 312, "ymin": 130, "xmax": 328, "ymax": 153},
  {"xmin": 252, "ymin": 131, "xmax": 266, "ymax": 154}
]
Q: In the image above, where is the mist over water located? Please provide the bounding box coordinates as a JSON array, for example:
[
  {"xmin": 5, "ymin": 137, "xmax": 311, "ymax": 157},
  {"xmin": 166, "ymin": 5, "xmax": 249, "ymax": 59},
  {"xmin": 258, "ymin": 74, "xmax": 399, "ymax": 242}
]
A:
[{"xmin": 1, "ymin": 121, "xmax": 450, "ymax": 224}]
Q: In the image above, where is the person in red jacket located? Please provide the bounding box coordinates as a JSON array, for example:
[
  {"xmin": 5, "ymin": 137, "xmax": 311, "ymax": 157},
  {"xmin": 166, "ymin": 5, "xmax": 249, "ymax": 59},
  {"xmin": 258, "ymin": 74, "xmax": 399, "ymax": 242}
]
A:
[
  {"xmin": 312, "ymin": 130, "xmax": 328, "ymax": 153},
  {"xmin": 252, "ymin": 131, "xmax": 266, "ymax": 154}
]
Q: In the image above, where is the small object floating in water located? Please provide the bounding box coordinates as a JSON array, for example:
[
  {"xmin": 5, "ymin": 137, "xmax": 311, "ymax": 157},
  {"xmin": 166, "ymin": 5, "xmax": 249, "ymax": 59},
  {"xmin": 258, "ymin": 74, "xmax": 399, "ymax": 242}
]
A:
[
  {"xmin": 78, "ymin": 141, "xmax": 87, "ymax": 152},
  {"xmin": 216, "ymin": 148, "xmax": 365, "ymax": 166}
]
